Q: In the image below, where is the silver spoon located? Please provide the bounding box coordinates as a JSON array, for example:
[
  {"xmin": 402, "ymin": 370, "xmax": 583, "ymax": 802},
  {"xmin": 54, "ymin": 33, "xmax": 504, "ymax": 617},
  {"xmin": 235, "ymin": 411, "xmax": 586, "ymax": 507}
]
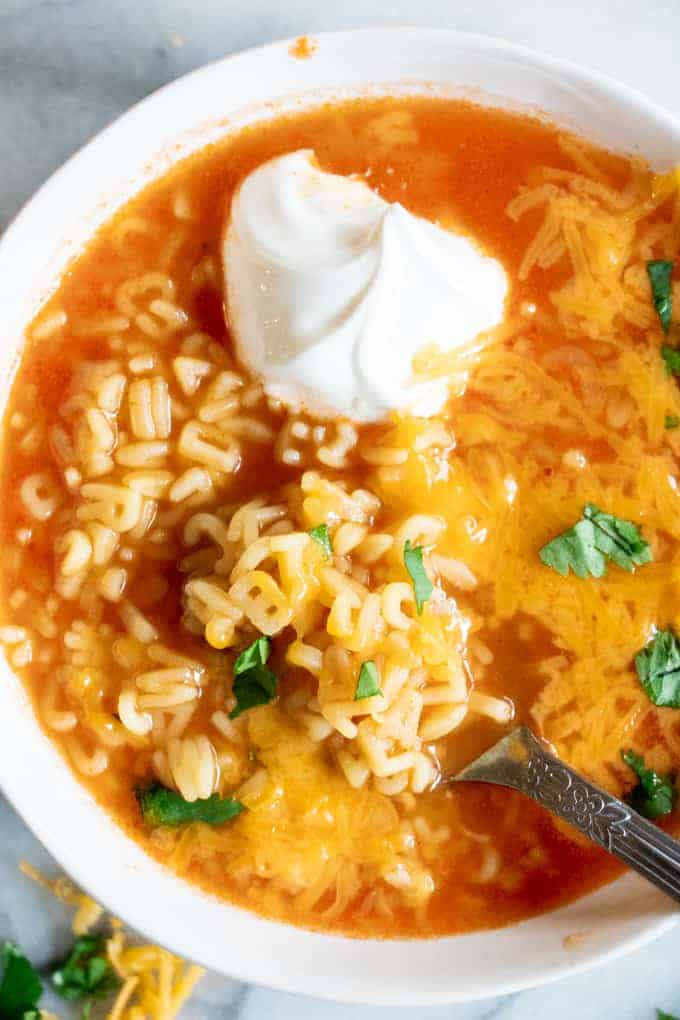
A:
[{"xmin": 454, "ymin": 725, "xmax": 680, "ymax": 903}]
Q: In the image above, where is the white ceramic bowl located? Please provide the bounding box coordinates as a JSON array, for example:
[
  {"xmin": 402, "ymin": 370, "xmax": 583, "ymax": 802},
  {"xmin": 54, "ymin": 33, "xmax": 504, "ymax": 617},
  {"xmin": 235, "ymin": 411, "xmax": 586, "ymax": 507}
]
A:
[{"xmin": 1, "ymin": 28, "xmax": 679, "ymax": 1006}]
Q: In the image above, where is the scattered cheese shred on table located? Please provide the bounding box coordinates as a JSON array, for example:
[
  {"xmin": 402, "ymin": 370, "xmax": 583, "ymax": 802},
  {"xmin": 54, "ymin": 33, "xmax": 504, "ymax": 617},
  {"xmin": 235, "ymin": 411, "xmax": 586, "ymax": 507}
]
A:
[{"xmin": 19, "ymin": 860, "xmax": 205, "ymax": 1020}]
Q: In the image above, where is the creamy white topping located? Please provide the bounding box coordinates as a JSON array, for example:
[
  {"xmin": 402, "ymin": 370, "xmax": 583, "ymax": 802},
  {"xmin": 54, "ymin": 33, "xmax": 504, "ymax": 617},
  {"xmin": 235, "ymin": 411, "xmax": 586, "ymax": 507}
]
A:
[{"xmin": 223, "ymin": 150, "xmax": 507, "ymax": 422}]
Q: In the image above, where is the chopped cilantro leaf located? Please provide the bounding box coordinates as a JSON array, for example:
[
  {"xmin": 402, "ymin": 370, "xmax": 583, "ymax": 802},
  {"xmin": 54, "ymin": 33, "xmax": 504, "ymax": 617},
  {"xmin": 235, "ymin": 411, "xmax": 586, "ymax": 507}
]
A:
[
  {"xmin": 230, "ymin": 666, "xmax": 277, "ymax": 717},
  {"xmin": 137, "ymin": 785, "xmax": 244, "ymax": 827},
  {"xmin": 403, "ymin": 540, "xmax": 434, "ymax": 614},
  {"xmin": 539, "ymin": 504, "xmax": 651, "ymax": 578},
  {"xmin": 0, "ymin": 942, "xmax": 42, "ymax": 1019},
  {"xmin": 52, "ymin": 935, "xmax": 118, "ymax": 1004},
  {"xmin": 621, "ymin": 749, "xmax": 676, "ymax": 819},
  {"xmin": 309, "ymin": 524, "xmax": 332, "ymax": 559},
  {"xmin": 229, "ymin": 636, "xmax": 278, "ymax": 718},
  {"xmin": 233, "ymin": 636, "xmax": 270, "ymax": 675},
  {"xmin": 665, "ymin": 414, "xmax": 680, "ymax": 429},
  {"xmin": 647, "ymin": 259, "xmax": 674, "ymax": 335},
  {"xmin": 354, "ymin": 660, "xmax": 382, "ymax": 700},
  {"xmin": 662, "ymin": 345, "xmax": 680, "ymax": 376},
  {"xmin": 635, "ymin": 629, "xmax": 680, "ymax": 708}
]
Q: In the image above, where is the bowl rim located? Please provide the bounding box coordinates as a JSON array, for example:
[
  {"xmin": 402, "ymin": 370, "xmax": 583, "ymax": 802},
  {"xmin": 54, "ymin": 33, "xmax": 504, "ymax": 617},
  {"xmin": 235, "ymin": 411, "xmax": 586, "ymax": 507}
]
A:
[
  {"xmin": 4, "ymin": 25, "xmax": 680, "ymax": 249},
  {"xmin": 1, "ymin": 25, "xmax": 679, "ymax": 1006}
]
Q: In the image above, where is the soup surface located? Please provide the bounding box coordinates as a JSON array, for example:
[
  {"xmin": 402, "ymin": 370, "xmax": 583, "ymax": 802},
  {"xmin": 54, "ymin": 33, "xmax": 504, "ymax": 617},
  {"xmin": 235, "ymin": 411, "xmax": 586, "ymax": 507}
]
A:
[{"xmin": 1, "ymin": 95, "xmax": 679, "ymax": 938}]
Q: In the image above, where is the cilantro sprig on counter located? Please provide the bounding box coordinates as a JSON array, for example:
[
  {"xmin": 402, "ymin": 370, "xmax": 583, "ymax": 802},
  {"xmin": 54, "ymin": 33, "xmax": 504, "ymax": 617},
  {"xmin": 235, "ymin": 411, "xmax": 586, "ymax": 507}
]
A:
[
  {"xmin": 137, "ymin": 785, "xmax": 244, "ymax": 827},
  {"xmin": 0, "ymin": 936, "xmax": 121, "ymax": 1020},
  {"xmin": 52, "ymin": 935, "xmax": 119, "ymax": 1013},
  {"xmin": 0, "ymin": 941, "xmax": 42, "ymax": 1019},
  {"xmin": 539, "ymin": 504, "xmax": 651, "ymax": 578},
  {"xmin": 229, "ymin": 635, "xmax": 278, "ymax": 719},
  {"xmin": 621, "ymin": 750, "xmax": 676, "ymax": 820}
]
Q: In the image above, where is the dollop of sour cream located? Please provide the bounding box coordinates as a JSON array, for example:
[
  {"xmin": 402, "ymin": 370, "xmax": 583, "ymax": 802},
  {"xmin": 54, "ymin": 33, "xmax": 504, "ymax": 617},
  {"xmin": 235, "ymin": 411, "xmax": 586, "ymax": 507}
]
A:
[{"xmin": 224, "ymin": 150, "xmax": 507, "ymax": 422}]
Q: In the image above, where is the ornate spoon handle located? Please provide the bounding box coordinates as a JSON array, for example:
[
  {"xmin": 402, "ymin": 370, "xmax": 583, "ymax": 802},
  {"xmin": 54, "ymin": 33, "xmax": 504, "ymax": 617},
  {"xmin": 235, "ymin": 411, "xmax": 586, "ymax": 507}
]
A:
[{"xmin": 454, "ymin": 725, "xmax": 680, "ymax": 903}]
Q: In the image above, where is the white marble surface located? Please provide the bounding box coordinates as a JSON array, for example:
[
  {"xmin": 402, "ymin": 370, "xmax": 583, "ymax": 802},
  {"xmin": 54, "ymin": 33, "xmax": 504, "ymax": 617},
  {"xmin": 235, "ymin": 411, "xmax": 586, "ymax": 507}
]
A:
[{"xmin": 2, "ymin": 0, "xmax": 680, "ymax": 1016}]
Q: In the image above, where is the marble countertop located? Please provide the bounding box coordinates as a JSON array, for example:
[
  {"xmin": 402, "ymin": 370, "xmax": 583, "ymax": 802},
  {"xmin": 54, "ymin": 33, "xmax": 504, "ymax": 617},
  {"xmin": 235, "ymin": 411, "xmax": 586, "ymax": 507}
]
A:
[{"xmin": 2, "ymin": 1, "xmax": 680, "ymax": 1016}]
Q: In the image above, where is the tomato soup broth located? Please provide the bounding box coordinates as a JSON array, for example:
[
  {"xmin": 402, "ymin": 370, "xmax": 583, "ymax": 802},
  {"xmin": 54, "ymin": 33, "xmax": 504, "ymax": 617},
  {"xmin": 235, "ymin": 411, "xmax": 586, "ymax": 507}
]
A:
[{"xmin": 1, "ymin": 96, "xmax": 678, "ymax": 937}]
